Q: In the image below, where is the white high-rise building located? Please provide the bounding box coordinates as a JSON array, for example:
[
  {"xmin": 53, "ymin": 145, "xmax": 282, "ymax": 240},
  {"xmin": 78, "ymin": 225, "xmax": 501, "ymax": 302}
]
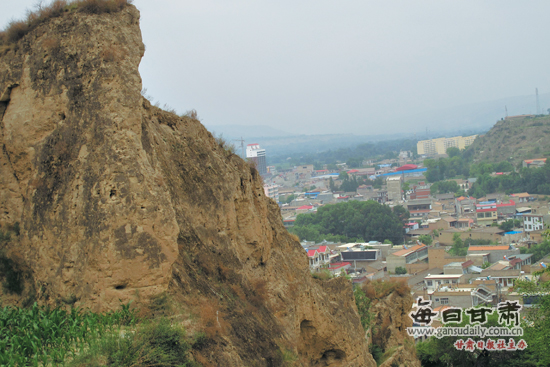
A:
[{"xmin": 246, "ymin": 143, "xmax": 267, "ymax": 175}]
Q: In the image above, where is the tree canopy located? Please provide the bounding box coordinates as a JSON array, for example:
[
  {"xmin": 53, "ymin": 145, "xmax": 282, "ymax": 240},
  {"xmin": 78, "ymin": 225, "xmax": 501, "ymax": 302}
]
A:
[{"xmin": 289, "ymin": 201, "xmax": 407, "ymax": 244}]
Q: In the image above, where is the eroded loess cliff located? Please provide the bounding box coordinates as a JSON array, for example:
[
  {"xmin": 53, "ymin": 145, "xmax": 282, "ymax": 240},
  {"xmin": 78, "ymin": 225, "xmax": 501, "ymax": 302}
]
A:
[
  {"xmin": 0, "ymin": 5, "xmax": 377, "ymax": 366},
  {"xmin": 367, "ymin": 285, "xmax": 421, "ymax": 367}
]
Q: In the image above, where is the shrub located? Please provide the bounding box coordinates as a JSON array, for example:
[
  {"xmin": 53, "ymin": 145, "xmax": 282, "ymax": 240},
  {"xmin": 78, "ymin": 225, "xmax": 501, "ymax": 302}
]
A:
[
  {"xmin": 311, "ymin": 269, "xmax": 332, "ymax": 280},
  {"xmin": 362, "ymin": 279, "xmax": 410, "ymax": 299},
  {"xmin": 0, "ymin": 0, "xmax": 132, "ymax": 46},
  {"xmin": 182, "ymin": 109, "xmax": 199, "ymax": 120},
  {"xmin": 395, "ymin": 266, "xmax": 407, "ymax": 275},
  {"xmin": 213, "ymin": 133, "xmax": 236, "ymax": 157},
  {"xmin": 69, "ymin": 318, "xmax": 196, "ymax": 367},
  {"xmin": 75, "ymin": 0, "xmax": 128, "ymax": 14}
]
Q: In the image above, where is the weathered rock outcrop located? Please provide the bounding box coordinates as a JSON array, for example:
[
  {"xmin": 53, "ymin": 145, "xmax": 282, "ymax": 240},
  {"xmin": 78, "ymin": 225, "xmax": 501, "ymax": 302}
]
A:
[
  {"xmin": 370, "ymin": 289, "xmax": 421, "ymax": 367},
  {"xmin": 0, "ymin": 5, "xmax": 376, "ymax": 366}
]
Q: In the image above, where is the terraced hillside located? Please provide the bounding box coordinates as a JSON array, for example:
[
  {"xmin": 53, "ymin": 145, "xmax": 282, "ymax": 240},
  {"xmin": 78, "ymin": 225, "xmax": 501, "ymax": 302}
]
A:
[{"xmin": 466, "ymin": 114, "xmax": 550, "ymax": 165}]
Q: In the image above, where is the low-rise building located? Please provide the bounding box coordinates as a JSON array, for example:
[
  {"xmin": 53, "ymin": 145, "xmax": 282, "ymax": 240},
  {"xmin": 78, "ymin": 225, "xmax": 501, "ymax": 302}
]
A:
[
  {"xmin": 424, "ymin": 274, "xmax": 463, "ymax": 291},
  {"xmin": 456, "ymin": 196, "xmax": 476, "ymax": 216},
  {"xmin": 496, "ymin": 200, "xmax": 516, "ymax": 219},
  {"xmin": 443, "ymin": 260, "xmax": 479, "ymax": 274},
  {"xmin": 431, "ymin": 289, "xmax": 473, "ymax": 309},
  {"xmin": 387, "ymin": 243, "xmax": 428, "ymax": 272},
  {"xmin": 479, "ymin": 269, "xmax": 521, "ymax": 290},
  {"xmin": 467, "ymin": 244, "xmax": 519, "ymax": 264},
  {"xmin": 407, "ymin": 199, "xmax": 432, "ymax": 218},
  {"xmin": 523, "ymin": 158, "xmax": 547, "ymax": 168},
  {"xmin": 341, "ymin": 249, "xmax": 381, "ymax": 270},
  {"xmin": 327, "ymin": 262, "xmax": 351, "ymax": 275},
  {"xmin": 511, "ymin": 192, "xmax": 534, "ymax": 203},
  {"xmin": 306, "ymin": 245, "xmax": 332, "ymax": 271},
  {"xmin": 476, "ymin": 202, "xmax": 497, "ymax": 226},
  {"xmin": 523, "ymin": 214, "xmax": 547, "ymax": 232}
]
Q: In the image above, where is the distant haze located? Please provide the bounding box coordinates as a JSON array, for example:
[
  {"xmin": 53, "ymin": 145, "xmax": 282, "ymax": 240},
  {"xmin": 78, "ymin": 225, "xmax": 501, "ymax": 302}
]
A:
[{"xmin": 3, "ymin": 1, "xmax": 550, "ymax": 136}]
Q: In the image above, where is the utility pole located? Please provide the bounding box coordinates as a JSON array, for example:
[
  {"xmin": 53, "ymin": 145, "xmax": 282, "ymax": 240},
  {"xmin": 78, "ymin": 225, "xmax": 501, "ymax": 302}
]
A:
[
  {"xmin": 536, "ymin": 88, "xmax": 540, "ymax": 115},
  {"xmin": 233, "ymin": 137, "xmax": 245, "ymax": 159},
  {"xmin": 505, "ymin": 105, "xmax": 508, "ymax": 119}
]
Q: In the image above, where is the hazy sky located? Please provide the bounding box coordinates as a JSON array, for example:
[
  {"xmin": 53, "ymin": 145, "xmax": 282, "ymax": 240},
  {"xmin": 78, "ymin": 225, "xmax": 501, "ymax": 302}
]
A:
[{"xmin": 3, "ymin": 1, "xmax": 550, "ymax": 135}]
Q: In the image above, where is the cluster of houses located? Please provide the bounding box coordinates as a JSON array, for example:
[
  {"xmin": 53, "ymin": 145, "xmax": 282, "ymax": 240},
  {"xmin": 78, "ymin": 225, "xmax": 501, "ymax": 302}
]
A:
[
  {"xmin": 303, "ymin": 238, "xmax": 547, "ymax": 327},
  {"xmin": 294, "ymin": 157, "xmax": 550, "ymax": 338}
]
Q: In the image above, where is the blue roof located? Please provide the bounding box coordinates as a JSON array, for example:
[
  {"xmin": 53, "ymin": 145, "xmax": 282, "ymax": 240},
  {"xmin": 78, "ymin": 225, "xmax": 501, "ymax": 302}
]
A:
[
  {"xmin": 379, "ymin": 168, "xmax": 427, "ymax": 177},
  {"xmin": 504, "ymin": 231, "xmax": 523, "ymax": 235}
]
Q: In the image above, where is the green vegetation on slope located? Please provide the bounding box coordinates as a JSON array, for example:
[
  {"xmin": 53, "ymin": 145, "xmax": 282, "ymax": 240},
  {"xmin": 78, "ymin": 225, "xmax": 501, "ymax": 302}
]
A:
[
  {"xmin": 424, "ymin": 144, "xmax": 550, "ymax": 197},
  {"xmin": 466, "ymin": 114, "xmax": 550, "ymax": 165},
  {"xmin": 0, "ymin": 302, "xmax": 198, "ymax": 367},
  {"xmin": 290, "ymin": 201, "xmax": 408, "ymax": 244}
]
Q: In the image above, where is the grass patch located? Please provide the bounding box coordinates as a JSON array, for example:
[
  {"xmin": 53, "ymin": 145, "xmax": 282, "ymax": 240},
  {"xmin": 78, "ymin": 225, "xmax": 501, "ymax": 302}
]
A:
[
  {"xmin": 68, "ymin": 318, "xmax": 198, "ymax": 367},
  {"xmin": 0, "ymin": 302, "xmax": 199, "ymax": 366}
]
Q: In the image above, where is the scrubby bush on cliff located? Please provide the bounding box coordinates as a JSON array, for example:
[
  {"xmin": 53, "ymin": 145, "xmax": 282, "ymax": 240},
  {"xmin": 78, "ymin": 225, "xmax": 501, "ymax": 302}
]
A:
[{"xmin": 0, "ymin": 0, "xmax": 133, "ymax": 46}]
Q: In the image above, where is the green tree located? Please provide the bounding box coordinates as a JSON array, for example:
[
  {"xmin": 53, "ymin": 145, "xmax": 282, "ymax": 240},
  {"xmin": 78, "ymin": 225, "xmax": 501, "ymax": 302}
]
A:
[
  {"xmin": 395, "ymin": 266, "xmax": 407, "ymax": 275},
  {"xmin": 291, "ymin": 201, "xmax": 405, "ymax": 243},
  {"xmin": 284, "ymin": 194, "xmax": 295, "ymax": 204},
  {"xmin": 498, "ymin": 220, "xmax": 515, "ymax": 232},
  {"xmin": 418, "ymin": 234, "xmax": 433, "ymax": 246},
  {"xmin": 449, "ymin": 233, "xmax": 467, "ymax": 256},
  {"xmin": 446, "ymin": 147, "xmax": 461, "ymax": 158},
  {"xmin": 329, "ymin": 177, "xmax": 336, "ymax": 192},
  {"xmin": 339, "ymin": 171, "xmax": 349, "ymax": 181},
  {"xmin": 392, "ymin": 205, "xmax": 410, "ymax": 225}
]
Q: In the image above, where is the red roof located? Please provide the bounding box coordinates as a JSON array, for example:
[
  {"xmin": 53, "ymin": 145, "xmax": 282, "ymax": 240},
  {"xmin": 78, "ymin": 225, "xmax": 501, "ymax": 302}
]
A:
[
  {"xmin": 477, "ymin": 208, "xmax": 497, "ymax": 213},
  {"xmin": 469, "ymin": 245, "xmax": 510, "ymax": 251},
  {"xmin": 297, "ymin": 205, "xmax": 314, "ymax": 210},
  {"xmin": 496, "ymin": 200, "xmax": 515, "ymax": 207},
  {"xmin": 524, "ymin": 158, "xmax": 547, "ymax": 164},
  {"xmin": 317, "ymin": 245, "xmax": 329, "ymax": 253},
  {"xmin": 328, "ymin": 262, "xmax": 351, "ymax": 270},
  {"xmin": 347, "ymin": 169, "xmax": 359, "ymax": 173},
  {"xmin": 392, "ymin": 244, "xmax": 426, "ymax": 257},
  {"xmin": 307, "ymin": 249, "xmax": 318, "ymax": 257},
  {"xmin": 337, "ymin": 196, "xmax": 349, "ymax": 199},
  {"xmin": 395, "ymin": 164, "xmax": 418, "ymax": 171}
]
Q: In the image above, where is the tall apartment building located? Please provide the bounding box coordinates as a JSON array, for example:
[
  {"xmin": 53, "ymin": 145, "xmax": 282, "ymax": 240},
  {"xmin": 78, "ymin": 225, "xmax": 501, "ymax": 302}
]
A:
[
  {"xmin": 417, "ymin": 135, "xmax": 477, "ymax": 156},
  {"xmin": 246, "ymin": 143, "xmax": 267, "ymax": 175}
]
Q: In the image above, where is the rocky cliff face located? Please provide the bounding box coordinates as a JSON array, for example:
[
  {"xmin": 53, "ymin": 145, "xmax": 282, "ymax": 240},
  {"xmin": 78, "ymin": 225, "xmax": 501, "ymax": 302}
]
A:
[
  {"xmin": 370, "ymin": 289, "xmax": 421, "ymax": 367},
  {"xmin": 0, "ymin": 5, "xmax": 376, "ymax": 366}
]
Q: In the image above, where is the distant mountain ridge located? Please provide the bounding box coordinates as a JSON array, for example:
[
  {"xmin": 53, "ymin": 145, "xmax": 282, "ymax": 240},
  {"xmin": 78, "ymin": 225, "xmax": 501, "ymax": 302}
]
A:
[{"xmin": 382, "ymin": 92, "xmax": 550, "ymax": 137}]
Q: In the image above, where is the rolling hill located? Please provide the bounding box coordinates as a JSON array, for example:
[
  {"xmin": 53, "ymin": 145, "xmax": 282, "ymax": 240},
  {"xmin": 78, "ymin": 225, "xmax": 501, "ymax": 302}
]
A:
[{"xmin": 466, "ymin": 114, "xmax": 550, "ymax": 165}]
